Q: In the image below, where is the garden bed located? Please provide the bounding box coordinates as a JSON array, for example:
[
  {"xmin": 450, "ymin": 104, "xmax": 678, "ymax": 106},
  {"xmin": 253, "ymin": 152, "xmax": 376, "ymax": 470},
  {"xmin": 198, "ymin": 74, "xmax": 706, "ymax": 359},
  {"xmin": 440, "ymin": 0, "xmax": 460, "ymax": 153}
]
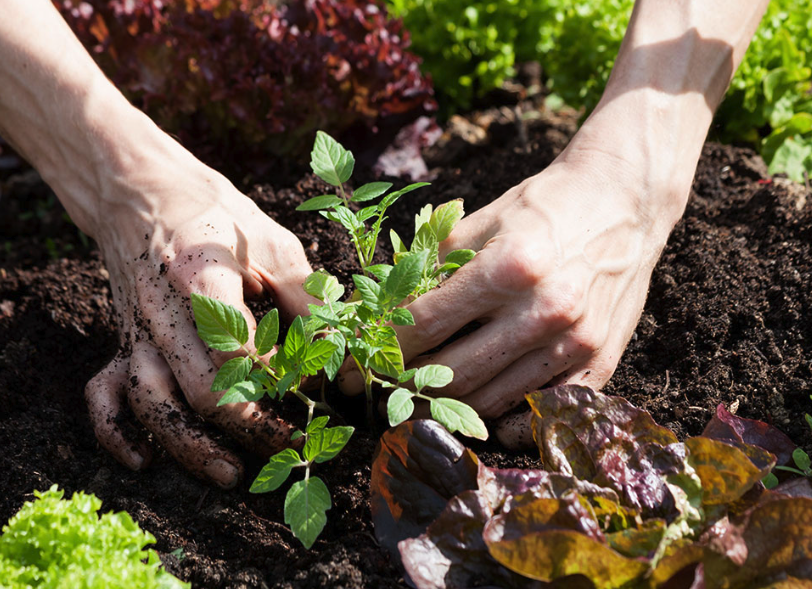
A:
[{"xmin": 1, "ymin": 107, "xmax": 811, "ymax": 588}]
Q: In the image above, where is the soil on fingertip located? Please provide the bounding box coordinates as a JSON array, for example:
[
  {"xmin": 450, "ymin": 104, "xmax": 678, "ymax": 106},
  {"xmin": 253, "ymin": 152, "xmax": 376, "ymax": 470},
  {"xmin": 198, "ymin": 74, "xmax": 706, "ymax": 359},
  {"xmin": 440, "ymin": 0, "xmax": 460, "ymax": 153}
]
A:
[{"xmin": 1, "ymin": 101, "xmax": 811, "ymax": 588}]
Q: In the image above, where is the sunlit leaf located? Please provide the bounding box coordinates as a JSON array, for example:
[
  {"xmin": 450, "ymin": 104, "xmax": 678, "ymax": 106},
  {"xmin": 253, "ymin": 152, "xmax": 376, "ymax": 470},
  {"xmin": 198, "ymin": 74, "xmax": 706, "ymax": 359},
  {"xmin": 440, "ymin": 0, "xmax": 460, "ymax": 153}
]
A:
[
  {"xmin": 304, "ymin": 426, "xmax": 354, "ymax": 463},
  {"xmin": 191, "ymin": 293, "xmax": 249, "ymax": 352},
  {"xmin": 301, "ymin": 339, "xmax": 339, "ymax": 375},
  {"xmin": 285, "ymin": 477, "xmax": 331, "ymax": 549},
  {"xmin": 445, "ymin": 249, "xmax": 476, "ymax": 266},
  {"xmin": 385, "ymin": 249, "xmax": 429, "ymax": 305},
  {"xmin": 310, "ymin": 130, "xmax": 354, "ymax": 186},
  {"xmin": 391, "ymin": 307, "xmax": 415, "ymax": 326},
  {"xmin": 250, "ymin": 449, "xmax": 302, "ymax": 493},
  {"xmin": 217, "ymin": 379, "xmax": 265, "ymax": 406},
  {"xmin": 414, "ymin": 365, "xmax": 454, "ymax": 391},
  {"xmin": 367, "ymin": 326, "xmax": 404, "ymax": 379},
  {"xmin": 303, "ymin": 270, "xmax": 344, "ymax": 303},
  {"xmin": 428, "ymin": 199, "xmax": 464, "ymax": 242},
  {"xmin": 430, "ymin": 397, "xmax": 488, "ymax": 440},
  {"xmin": 283, "ymin": 316, "xmax": 307, "ymax": 365},
  {"xmin": 211, "ymin": 356, "xmax": 252, "ymax": 392},
  {"xmin": 387, "ymin": 389, "xmax": 415, "ymax": 426},
  {"xmin": 323, "ymin": 331, "xmax": 346, "ymax": 381},
  {"xmin": 296, "ymin": 194, "xmax": 342, "ymax": 211},
  {"xmin": 255, "ymin": 308, "xmax": 279, "ymax": 355},
  {"xmin": 685, "ymin": 436, "xmax": 770, "ymax": 506},
  {"xmin": 352, "ymin": 181, "xmax": 392, "ymax": 202}
]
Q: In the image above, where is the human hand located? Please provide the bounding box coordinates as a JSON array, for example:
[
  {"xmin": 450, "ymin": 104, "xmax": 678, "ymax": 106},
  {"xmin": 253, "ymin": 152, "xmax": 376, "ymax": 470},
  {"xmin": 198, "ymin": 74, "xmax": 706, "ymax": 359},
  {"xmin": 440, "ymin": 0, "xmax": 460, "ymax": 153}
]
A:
[{"xmin": 83, "ymin": 153, "xmax": 313, "ymax": 488}]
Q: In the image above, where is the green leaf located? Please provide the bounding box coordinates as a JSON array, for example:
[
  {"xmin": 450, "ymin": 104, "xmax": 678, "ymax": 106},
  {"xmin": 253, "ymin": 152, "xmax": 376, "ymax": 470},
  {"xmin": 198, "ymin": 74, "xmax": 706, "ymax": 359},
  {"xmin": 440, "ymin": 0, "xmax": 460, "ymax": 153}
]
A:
[
  {"xmin": 367, "ymin": 326, "xmax": 405, "ymax": 379},
  {"xmin": 390, "ymin": 229, "xmax": 407, "ymax": 254},
  {"xmin": 304, "ymin": 426, "xmax": 355, "ymax": 463},
  {"xmin": 445, "ymin": 249, "xmax": 476, "ymax": 266},
  {"xmin": 411, "ymin": 223, "xmax": 439, "ymax": 264},
  {"xmin": 211, "ymin": 356, "xmax": 253, "ymax": 391},
  {"xmin": 191, "ymin": 293, "xmax": 249, "ymax": 352},
  {"xmin": 217, "ymin": 379, "xmax": 265, "ymax": 406},
  {"xmin": 391, "ymin": 307, "xmax": 415, "ymax": 326},
  {"xmin": 365, "ymin": 264, "xmax": 393, "ymax": 281},
  {"xmin": 320, "ymin": 205, "xmax": 362, "ymax": 233},
  {"xmin": 762, "ymin": 472, "xmax": 779, "ymax": 489},
  {"xmin": 414, "ymin": 365, "xmax": 454, "ymax": 391},
  {"xmin": 283, "ymin": 316, "xmax": 307, "ymax": 365},
  {"xmin": 302, "ymin": 339, "xmax": 339, "ymax": 376},
  {"xmin": 356, "ymin": 205, "xmax": 378, "ymax": 223},
  {"xmin": 806, "ymin": 413, "xmax": 812, "ymax": 432},
  {"xmin": 249, "ymin": 449, "xmax": 302, "ymax": 493},
  {"xmin": 254, "ymin": 308, "xmax": 279, "ymax": 356},
  {"xmin": 397, "ymin": 368, "xmax": 417, "ymax": 383},
  {"xmin": 353, "ymin": 275, "xmax": 382, "ymax": 306},
  {"xmin": 322, "ymin": 332, "xmax": 346, "ymax": 381},
  {"xmin": 352, "ymin": 181, "xmax": 393, "ymax": 202},
  {"xmin": 285, "ymin": 477, "xmax": 331, "ymax": 549},
  {"xmin": 291, "ymin": 430, "xmax": 304, "ymax": 441},
  {"xmin": 388, "ymin": 389, "xmax": 415, "ymax": 426},
  {"xmin": 348, "ymin": 338, "xmax": 373, "ymax": 368},
  {"xmin": 794, "ymin": 447, "xmax": 812, "ymax": 472},
  {"xmin": 385, "ymin": 250, "xmax": 429, "ymax": 305},
  {"xmin": 428, "ymin": 199, "xmax": 464, "ymax": 242},
  {"xmin": 414, "ymin": 203, "xmax": 433, "ymax": 234},
  {"xmin": 380, "ymin": 182, "xmax": 430, "ymax": 210},
  {"xmin": 430, "ymin": 397, "xmax": 488, "ymax": 440},
  {"xmin": 307, "ymin": 415, "xmax": 330, "ymax": 433},
  {"xmin": 296, "ymin": 195, "xmax": 342, "ymax": 211},
  {"xmin": 276, "ymin": 371, "xmax": 297, "ymax": 397},
  {"xmin": 310, "ymin": 130, "xmax": 354, "ymax": 187},
  {"xmin": 303, "ymin": 270, "xmax": 344, "ymax": 303}
]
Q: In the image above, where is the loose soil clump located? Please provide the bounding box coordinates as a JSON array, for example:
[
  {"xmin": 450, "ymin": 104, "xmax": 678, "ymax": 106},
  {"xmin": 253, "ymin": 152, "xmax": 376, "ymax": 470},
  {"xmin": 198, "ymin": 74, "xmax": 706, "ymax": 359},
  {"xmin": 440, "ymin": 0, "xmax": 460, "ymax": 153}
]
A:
[{"xmin": 1, "ymin": 108, "xmax": 811, "ymax": 587}]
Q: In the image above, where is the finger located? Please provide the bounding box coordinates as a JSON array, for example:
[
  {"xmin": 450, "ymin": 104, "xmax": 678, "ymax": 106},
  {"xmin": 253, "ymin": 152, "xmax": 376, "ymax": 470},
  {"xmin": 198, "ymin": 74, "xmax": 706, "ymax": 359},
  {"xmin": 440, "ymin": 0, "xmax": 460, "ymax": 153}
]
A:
[
  {"xmin": 145, "ymin": 299, "xmax": 297, "ymax": 455},
  {"xmin": 127, "ymin": 341, "xmax": 244, "ymax": 489},
  {"xmin": 85, "ymin": 352, "xmax": 152, "ymax": 471},
  {"xmin": 251, "ymin": 229, "xmax": 314, "ymax": 320},
  {"xmin": 494, "ymin": 410, "xmax": 534, "ymax": 449},
  {"xmin": 458, "ymin": 339, "xmax": 591, "ymax": 419}
]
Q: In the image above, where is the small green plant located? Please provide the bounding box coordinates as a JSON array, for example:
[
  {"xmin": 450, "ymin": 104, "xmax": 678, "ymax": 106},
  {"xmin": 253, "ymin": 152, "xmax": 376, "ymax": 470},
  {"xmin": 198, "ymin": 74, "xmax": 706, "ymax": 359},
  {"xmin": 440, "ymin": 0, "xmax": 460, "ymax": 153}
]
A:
[
  {"xmin": 192, "ymin": 131, "xmax": 486, "ymax": 549},
  {"xmin": 0, "ymin": 485, "xmax": 188, "ymax": 589}
]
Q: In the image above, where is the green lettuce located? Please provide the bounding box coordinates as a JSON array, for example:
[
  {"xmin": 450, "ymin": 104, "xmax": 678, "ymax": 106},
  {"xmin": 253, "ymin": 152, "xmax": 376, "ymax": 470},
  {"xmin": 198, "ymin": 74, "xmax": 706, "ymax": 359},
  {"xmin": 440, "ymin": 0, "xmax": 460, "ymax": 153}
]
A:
[{"xmin": 0, "ymin": 486, "xmax": 188, "ymax": 589}]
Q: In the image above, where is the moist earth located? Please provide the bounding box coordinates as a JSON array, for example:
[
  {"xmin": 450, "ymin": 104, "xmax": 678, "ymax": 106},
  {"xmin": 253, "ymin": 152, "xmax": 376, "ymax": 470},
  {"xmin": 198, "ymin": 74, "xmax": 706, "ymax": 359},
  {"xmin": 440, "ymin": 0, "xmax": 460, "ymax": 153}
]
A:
[{"xmin": 1, "ymin": 106, "xmax": 811, "ymax": 588}]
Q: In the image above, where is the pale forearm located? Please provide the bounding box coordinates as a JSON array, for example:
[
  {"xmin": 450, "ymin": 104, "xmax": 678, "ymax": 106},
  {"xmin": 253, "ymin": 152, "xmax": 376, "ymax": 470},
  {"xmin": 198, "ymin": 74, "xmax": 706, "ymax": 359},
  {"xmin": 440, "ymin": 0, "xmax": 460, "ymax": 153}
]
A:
[
  {"xmin": 561, "ymin": 0, "xmax": 769, "ymax": 235},
  {"xmin": 0, "ymin": 0, "xmax": 202, "ymax": 251}
]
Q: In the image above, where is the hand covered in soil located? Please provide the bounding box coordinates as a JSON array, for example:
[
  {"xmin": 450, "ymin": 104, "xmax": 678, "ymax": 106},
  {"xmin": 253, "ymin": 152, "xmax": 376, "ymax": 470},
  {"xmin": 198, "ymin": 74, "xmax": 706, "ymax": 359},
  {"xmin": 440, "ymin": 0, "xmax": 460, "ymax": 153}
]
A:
[
  {"xmin": 388, "ymin": 154, "xmax": 677, "ymax": 447},
  {"xmin": 83, "ymin": 163, "xmax": 313, "ymax": 488}
]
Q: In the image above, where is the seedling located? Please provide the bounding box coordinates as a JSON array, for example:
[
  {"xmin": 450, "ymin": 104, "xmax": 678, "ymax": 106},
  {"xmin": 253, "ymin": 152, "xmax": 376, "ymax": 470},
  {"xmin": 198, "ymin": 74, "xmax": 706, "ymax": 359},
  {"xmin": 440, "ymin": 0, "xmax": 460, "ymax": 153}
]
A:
[
  {"xmin": 763, "ymin": 396, "xmax": 812, "ymax": 489},
  {"xmin": 192, "ymin": 131, "xmax": 486, "ymax": 548}
]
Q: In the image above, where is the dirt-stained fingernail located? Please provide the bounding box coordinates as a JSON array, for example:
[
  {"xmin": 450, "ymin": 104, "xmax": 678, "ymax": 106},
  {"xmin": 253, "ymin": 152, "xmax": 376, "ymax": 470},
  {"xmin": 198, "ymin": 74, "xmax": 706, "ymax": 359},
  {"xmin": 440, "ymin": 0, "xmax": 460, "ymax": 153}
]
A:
[
  {"xmin": 338, "ymin": 370, "xmax": 364, "ymax": 395},
  {"xmin": 204, "ymin": 459, "xmax": 240, "ymax": 489},
  {"xmin": 123, "ymin": 448, "xmax": 145, "ymax": 471}
]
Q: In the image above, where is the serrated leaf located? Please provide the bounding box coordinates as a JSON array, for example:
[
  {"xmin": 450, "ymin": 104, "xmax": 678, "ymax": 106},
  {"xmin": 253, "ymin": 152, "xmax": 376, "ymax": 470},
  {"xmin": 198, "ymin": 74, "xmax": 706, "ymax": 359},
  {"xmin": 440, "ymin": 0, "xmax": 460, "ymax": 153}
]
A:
[
  {"xmin": 356, "ymin": 205, "xmax": 378, "ymax": 223},
  {"xmin": 249, "ymin": 449, "xmax": 302, "ymax": 493},
  {"xmin": 310, "ymin": 130, "xmax": 354, "ymax": 186},
  {"xmin": 283, "ymin": 316, "xmax": 307, "ymax": 365},
  {"xmin": 415, "ymin": 365, "xmax": 454, "ymax": 391},
  {"xmin": 366, "ymin": 264, "xmax": 393, "ymax": 281},
  {"xmin": 429, "ymin": 200, "xmax": 464, "ymax": 242},
  {"xmin": 304, "ymin": 426, "xmax": 354, "ymax": 463},
  {"xmin": 320, "ymin": 206, "xmax": 362, "ymax": 233},
  {"xmin": 445, "ymin": 249, "xmax": 476, "ymax": 266},
  {"xmin": 388, "ymin": 389, "xmax": 415, "ymax": 426},
  {"xmin": 255, "ymin": 308, "xmax": 279, "ymax": 356},
  {"xmin": 302, "ymin": 339, "xmax": 339, "ymax": 376},
  {"xmin": 307, "ymin": 415, "xmax": 330, "ymax": 433},
  {"xmin": 353, "ymin": 274, "xmax": 382, "ymax": 306},
  {"xmin": 414, "ymin": 203, "xmax": 433, "ymax": 234},
  {"xmin": 348, "ymin": 338, "xmax": 373, "ymax": 368},
  {"xmin": 285, "ymin": 477, "xmax": 331, "ymax": 549},
  {"xmin": 323, "ymin": 332, "xmax": 346, "ymax": 381},
  {"xmin": 385, "ymin": 250, "xmax": 429, "ymax": 305},
  {"xmin": 352, "ymin": 181, "xmax": 393, "ymax": 202},
  {"xmin": 217, "ymin": 379, "xmax": 265, "ymax": 406},
  {"xmin": 211, "ymin": 356, "xmax": 253, "ymax": 391},
  {"xmin": 296, "ymin": 195, "xmax": 342, "ymax": 211},
  {"xmin": 391, "ymin": 307, "xmax": 415, "ymax": 326},
  {"xmin": 303, "ymin": 270, "xmax": 344, "ymax": 304},
  {"xmin": 380, "ymin": 182, "xmax": 430, "ymax": 210},
  {"xmin": 367, "ymin": 326, "xmax": 404, "ymax": 379},
  {"xmin": 390, "ymin": 229, "xmax": 407, "ymax": 254},
  {"xmin": 430, "ymin": 397, "xmax": 488, "ymax": 440},
  {"xmin": 191, "ymin": 293, "xmax": 249, "ymax": 352},
  {"xmin": 276, "ymin": 371, "xmax": 297, "ymax": 397},
  {"xmin": 411, "ymin": 223, "xmax": 439, "ymax": 265}
]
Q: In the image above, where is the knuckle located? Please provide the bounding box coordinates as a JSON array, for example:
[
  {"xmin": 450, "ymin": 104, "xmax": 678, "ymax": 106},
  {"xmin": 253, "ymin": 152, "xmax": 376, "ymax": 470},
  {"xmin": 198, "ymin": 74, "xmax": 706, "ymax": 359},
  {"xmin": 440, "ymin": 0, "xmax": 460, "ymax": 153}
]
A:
[
  {"xmin": 490, "ymin": 238, "xmax": 550, "ymax": 292},
  {"xmin": 408, "ymin": 304, "xmax": 448, "ymax": 349}
]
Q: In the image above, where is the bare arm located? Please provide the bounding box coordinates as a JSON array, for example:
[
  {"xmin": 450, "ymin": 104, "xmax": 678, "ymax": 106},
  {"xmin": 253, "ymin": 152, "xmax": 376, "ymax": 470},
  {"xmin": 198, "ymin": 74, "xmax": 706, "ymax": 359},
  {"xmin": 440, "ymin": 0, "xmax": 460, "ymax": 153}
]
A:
[
  {"xmin": 372, "ymin": 0, "xmax": 770, "ymax": 445},
  {"xmin": 0, "ymin": 0, "xmax": 314, "ymax": 487}
]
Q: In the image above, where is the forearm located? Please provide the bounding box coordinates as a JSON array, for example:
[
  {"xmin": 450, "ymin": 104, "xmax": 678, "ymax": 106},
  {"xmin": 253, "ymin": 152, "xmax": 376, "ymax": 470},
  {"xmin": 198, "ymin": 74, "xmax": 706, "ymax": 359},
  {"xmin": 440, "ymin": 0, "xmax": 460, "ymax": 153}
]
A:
[
  {"xmin": 560, "ymin": 0, "xmax": 769, "ymax": 235},
  {"xmin": 0, "ymin": 0, "xmax": 195, "ymax": 249}
]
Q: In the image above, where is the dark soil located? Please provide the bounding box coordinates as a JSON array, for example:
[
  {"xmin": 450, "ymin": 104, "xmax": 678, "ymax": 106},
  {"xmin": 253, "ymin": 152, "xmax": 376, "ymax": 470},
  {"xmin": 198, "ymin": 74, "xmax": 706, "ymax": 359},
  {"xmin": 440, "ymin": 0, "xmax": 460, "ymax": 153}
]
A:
[{"xmin": 2, "ymin": 105, "xmax": 811, "ymax": 588}]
